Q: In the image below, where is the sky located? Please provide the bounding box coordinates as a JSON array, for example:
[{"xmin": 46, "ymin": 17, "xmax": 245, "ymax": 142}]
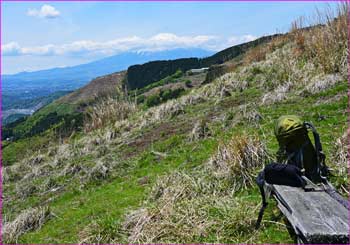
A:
[{"xmin": 2, "ymin": 1, "xmax": 339, "ymax": 74}]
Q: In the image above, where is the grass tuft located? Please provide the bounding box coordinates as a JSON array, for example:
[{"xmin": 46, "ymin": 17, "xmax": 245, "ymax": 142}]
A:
[
  {"xmin": 330, "ymin": 128, "xmax": 350, "ymax": 196},
  {"xmin": 3, "ymin": 207, "xmax": 52, "ymax": 244},
  {"xmin": 84, "ymin": 97, "xmax": 137, "ymax": 132},
  {"xmin": 207, "ymin": 134, "xmax": 271, "ymax": 190},
  {"xmin": 188, "ymin": 120, "xmax": 211, "ymax": 142}
]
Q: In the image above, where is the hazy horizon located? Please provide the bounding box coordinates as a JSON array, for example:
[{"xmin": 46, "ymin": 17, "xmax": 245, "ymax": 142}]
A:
[{"xmin": 2, "ymin": 1, "xmax": 338, "ymax": 74}]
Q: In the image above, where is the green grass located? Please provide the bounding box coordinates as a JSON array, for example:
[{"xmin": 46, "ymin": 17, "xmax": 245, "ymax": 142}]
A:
[
  {"xmin": 3, "ymin": 102, "xmax": 83, "ymax": 166},
  {"xmin": 3, "ymin": 102, "xmax": 81, "ymax": 142},
  {"xmin": 2, "ymin": 131, "xmax": 55, "ymax": 166},
  {"xmin": 18, "ymin": 135, "xmax": 218, "ymax": 243},
  {"xmin": 5, "ymin": 73, "xmax": 348, "ymax": 243},
  {"xmin": 8, "ymin": 77, "xmax": 347, "ymax": 243}
]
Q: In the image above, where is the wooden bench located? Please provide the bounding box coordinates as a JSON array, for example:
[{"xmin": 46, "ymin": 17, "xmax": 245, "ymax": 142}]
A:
[{"xmin": 265, "ymin": 182, "xmax": 349, "ymax": 244}]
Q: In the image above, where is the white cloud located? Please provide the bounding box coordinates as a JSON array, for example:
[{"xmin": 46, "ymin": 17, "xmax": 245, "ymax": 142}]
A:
[
  {"xmin": 2, "ymin": 33, "xmax": 258, "ymax": 57},
  {"xmin": 27, "ymin": 5, "xmax": 60, "ymax": 19},
  {"xmin": 226, "ymin": 35, "xmax": 257, "ymax": 46},
  {"xmin": 2, "ymin": 42, "xmax": 22, "ymax": 56}
]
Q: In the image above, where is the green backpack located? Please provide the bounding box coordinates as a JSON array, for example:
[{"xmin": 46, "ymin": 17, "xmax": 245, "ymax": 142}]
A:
[
  {"xmin": 274, "ymin": 115, "xmax": 329, "ymax": 183},
  {"xmin": 255, "ymin": 115, "xmax": 346, "ymax": 229}
]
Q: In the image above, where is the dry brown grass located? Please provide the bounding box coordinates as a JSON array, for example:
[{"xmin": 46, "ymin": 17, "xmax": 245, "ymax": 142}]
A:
[
  {"xmin": 3, "ymin": 207, "xmax": 51, "ymax": 243},
  {"xmin": 238, "ymin": 104, "xmax": 263, "ymax": 126},
  {"xmin": 291, "ymin": 3, "xmax": 348, "ymax": 74},
  {"xmin": 3, "ymin": 163, "xmax": 30, "ymax": 183},
  {"xmin": 15, "ymin": 181, "xmax": 38, "ymax": 199},
  {"xmin": 208, "ymin": 73, "xmax": 248, "ymax": 99},
  {"xmin": 330, "ymin": 128, "xmax": 350, "ymax": 195},
  {"xmin": 244, "ymin": 35, "xmax": 289, "ymax": 65},
  {"xmin": 188, "ymin": 119, "xmax": 211, "ymax": 141},
  {"xmin": 304, "ymin": 73, "xmax": 342, "ymax": 94},
  {"xmin": 261, "ymin": 81, "xmax": 293, "ymax": 105},
  {"xmin": 78, "ymin": 221, "xmax": 104, "ymax": 244},
  {"xmin": 290, "ymin": 17, "xmax": 307, "ymax": 56},
  {"xmin": 122, "ymin": 195, "xmax": 259, "ymax": 243},
  {"xmin": 122, "ymin": 170, "xmax": 260, "ymax": 243},
  {"xmin": 140, "ymin": 99, "xmax": 185, "ymax": 127},
  {"xmin": 87, "ymin": 161, "xmax": 110, "ymax": 181},
  {"xmin": 120, "ymin": 134, "xmax": 269, "ymax": 243},
  {"xmin": 244, "ymin": 45, "xmax": 269, "ymax": 64},
  {"xmin": 207, "ymin": 134, "xmax": 271, "ymax": 190},
  {"xmin": 84, "ymin": 96, "xmax": 137, "ymax": 132}
]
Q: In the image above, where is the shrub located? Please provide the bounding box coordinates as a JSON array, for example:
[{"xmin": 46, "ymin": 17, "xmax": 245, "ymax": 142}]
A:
[
  {"xmin": 145, "ymin": 94, "xmax": 161, "ymax": 107},
  {"xmin": 160, "ymin": 88, "xmax": 185, "ymax": 101},
  {"xmin": 145, "ymin": 88, "xmax": 185, "ymax": 108},
  {"xmin": 171, "ymin": 69, "xmax": 183, "ymax": 79},
  {"xmin": 184, "ymin": 80, "xmax": 192, "ymax": 87},
  {"xmin": 136, "ymin": 95, "xmax": 145, "ymax": 104}
]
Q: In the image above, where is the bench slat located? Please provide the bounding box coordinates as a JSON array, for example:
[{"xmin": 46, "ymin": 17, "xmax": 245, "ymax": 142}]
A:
[{"xmin": 272, "ymin": 185, "xmax": 349, "ymax": 244}]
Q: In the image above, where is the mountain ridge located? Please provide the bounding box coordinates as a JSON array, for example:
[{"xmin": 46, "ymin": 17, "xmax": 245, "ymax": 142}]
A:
[{"xmin": 3, "ymin": 48, "xmax": 213, "ymax": 89}]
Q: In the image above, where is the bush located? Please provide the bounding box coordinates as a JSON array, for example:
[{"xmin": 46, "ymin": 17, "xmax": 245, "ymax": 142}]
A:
[
  {"xmin": 136, "ymin": 95, "xmax": 145, "ymax": 104},
  {"xmin": 145, "ymin": 88, "xmax": 185, "ymax": 108},
  {"xmin": 145, "ymin": 94, "xmax": 161, "ymax": 107},
  {"xmin": 160, "ymin": 88, "xmax": 185, "ymax": 101},
  {"xmin": 184, "ymin": 80, "xmax": 192, "ymax": 87},
  {"xmin": 171, "ymin": 69, "xmax": 183, "ymax": 79},
  {"xmin": 130, "ymin": 70, "xmax": 185, "ymax": 97}
]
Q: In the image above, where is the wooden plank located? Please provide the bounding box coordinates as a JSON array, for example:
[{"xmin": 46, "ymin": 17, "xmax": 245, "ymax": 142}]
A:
[{"xmin": 271, "ymin": 185, "xmax": 349, "ymax": 244}]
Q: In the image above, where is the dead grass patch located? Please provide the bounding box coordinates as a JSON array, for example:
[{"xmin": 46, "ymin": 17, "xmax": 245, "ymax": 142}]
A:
[
  {"xmin": 207, "ymin": 134, "xmax": 271, "ymax": 190},
  {"xmin": 3, "ymin": 207, "xmax": 51, "ymax": 243}
]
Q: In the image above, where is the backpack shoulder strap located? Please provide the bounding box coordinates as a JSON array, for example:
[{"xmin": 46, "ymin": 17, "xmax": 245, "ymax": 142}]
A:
[
  {"xmin": 255, "ymin": 170, "xmax": 268, "ymax": 229},
  {"xmin": 304, "ymin": 122, "xmax": 323, "ymax": 154},
  {"xmin": 303, "ymin": 122, "xmax": 329, "ymax": 178}
]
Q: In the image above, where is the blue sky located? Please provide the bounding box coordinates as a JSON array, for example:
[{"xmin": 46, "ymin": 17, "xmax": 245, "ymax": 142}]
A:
[{"xmin": 2, "ymin": 1, "xmax": 338, "ymax": 74}]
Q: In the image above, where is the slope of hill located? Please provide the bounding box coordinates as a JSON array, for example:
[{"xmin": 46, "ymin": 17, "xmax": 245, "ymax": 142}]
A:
[
  {"xmin": 2, "ymin": 37, "xmax": 270, "ymax": 144},
  {"xmin": 2, "ymin": 71, "xmax": 127, "ymax": 153},
  {"xmin": 1, "ymin": 49, "xmax": 212, "ymax": 144},
  {"xmin": 2, "ymin": 6, "xmax": 348, "ymax": 244},
  {"xmin": 58, "ymin": 71, "xmax": 127, "ymax": 105}
]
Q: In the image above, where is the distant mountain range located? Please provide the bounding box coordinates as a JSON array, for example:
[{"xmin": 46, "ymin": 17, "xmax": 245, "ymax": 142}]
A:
[{"xmin": 3, "ymin": 48, "xmax": 213, "ymax": 93}]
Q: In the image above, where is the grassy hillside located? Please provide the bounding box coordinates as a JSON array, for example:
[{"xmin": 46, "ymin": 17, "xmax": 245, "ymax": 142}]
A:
[
  {"xmin": 3, "ymin": 5, "xmax": 349, "ymax": 244},
  {"xmin": 2, "ymin": 71, "xmax": 127, "ymax": 166}
]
